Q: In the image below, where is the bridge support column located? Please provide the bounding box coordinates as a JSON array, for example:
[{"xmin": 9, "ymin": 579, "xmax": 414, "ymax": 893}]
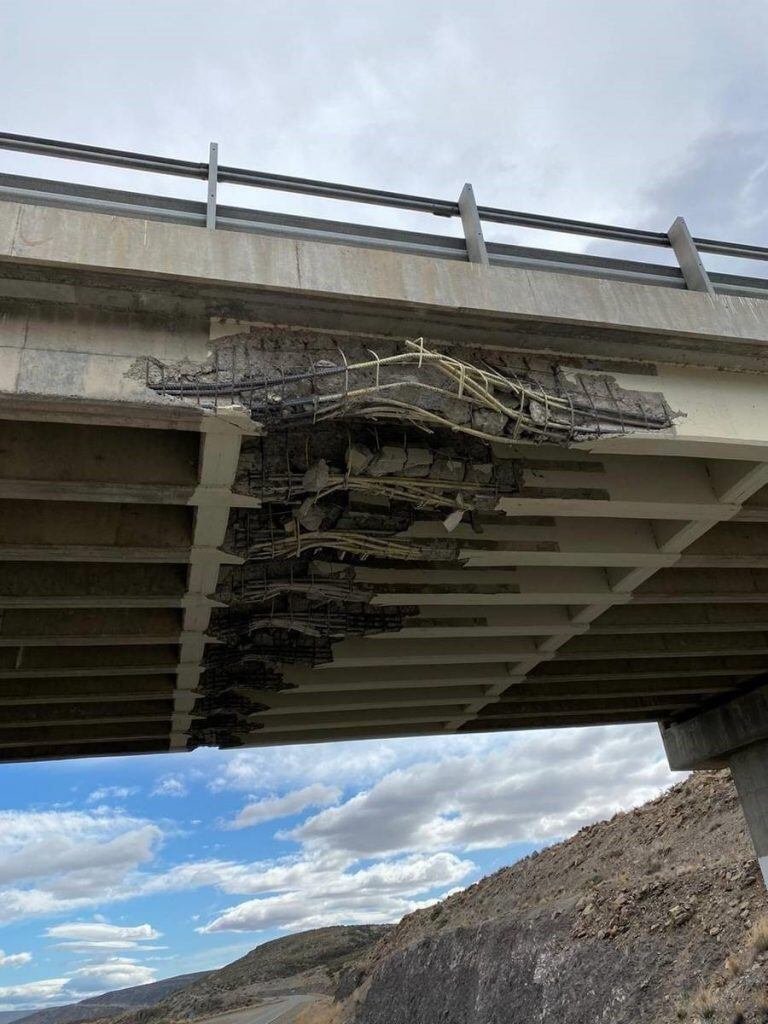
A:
[
  {"xmin": 661, "ymin": 684, "xmax": 768, "ymax": 887},
  {"xmin": 730, "ymin": 741, "xmax": 768, "ymax": 887}
]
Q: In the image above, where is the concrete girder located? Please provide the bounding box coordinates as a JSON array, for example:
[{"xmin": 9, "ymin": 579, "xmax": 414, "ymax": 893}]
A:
[
  {"xmin": 446, "ymin": 457, "xmax": 768, "ymax": 729},
  {"xmin": 0, "ymin": 546, "xmax": 240, "ymax": 564},
  {"xmin": 0, "ymin": 479, "xmax": 253, "ymax": 506},
  {"xmin": 323, "ymin": 637, "xmax": 540, "ymax": 668},
  {"xmin": 0, "ymin": 665, "xmax": 177, "ymax": 680},
  {"xmin": 283, "ymin": 664, "xmax": 516, "ymax": 691},
  {"xmin": 452, "ymin": 519, "xmax": 768, "ymax": 570},
  {"xmin": 553, "ymin": 632, "xmax": 768, "ymax": 659},
  {"xmin": 240, "ymin": 709, "xmax": 668, "ymax": 748},
  {"xmin": 324, "ymin": 632, "xmax": 768, "ymax": 669},
  {"xmin": 495, "ymin": 677, "xmax": 734, "ymax": 699},
  {"xmin": 252, "ymin": 696, "xmax": 691, "ymax": 723},
  {"xmin": 0, "ymin": 562, "xmax": 188, "ymax": 602},
  {"xmin": 280, "ymin": 664, "xmax": 734, "ymax": 703},
  {"xmin": 3, "ymin": 700, "xmax": 174, "ymax": 728},
  {"xmin": 0, "ymin": 632, "xmax": 211, "ymax": 648},
  {"xmin": 0, "ymin": 419, "xmax": 199, "ymax": 489},
  {"xmin": 0, "ymin": 675, "xmax": 176, "ymax": 704},
  {"xmin": 479, "ymin": 695, "xmax": 692, "ymax": 716},
  {"xmin": 0, "ymin": 739, "xmax": 169, "ymax": 764},
  {"xmin": 0, "ymin": 607, "xmax": 183, "ymax": 641},
  {"xmin": 255, "ymin": 709, "xmax": 468, "ymax": 732},
  {"xmin": 502, "ymin": 454, "xmax": 734, "ymax": 522},
  {"xmin": 171, "ymin": 416, "xmax": 251, "ymax": 748},
  {"xmin": 0, "ymin": 644, "xmax": 178, "ymax": 675},
  {"xmin": 530, "ymin": 654, "xmax": 768, "ymax": 680},
  {"xmin": 0, "ymin": 499, "xmax": 192, "ymax": 546},
  {"xmin": 255, "ymin": 686, "xmax": 497, "ymax": 713},
  {"xmin": 0, "ymin": 721, "xmax": 170, "ymax": 748}
]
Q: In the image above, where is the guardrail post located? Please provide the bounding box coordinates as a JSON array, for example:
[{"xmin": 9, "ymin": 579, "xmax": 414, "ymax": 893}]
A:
[
  {"xmin": 667, "ymin": 216, "xmax": 714, "ymax": 294},
  {"xmin": 206, "ymin": 142, "xmax": 219, "ymax": 230},
  {"xmin": 458, "ymin": 183, "xmax": 489, "ymax": 266}
]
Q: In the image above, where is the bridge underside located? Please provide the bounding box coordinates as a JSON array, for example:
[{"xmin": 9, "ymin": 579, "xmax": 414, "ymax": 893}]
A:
[
  {"xmin": 4, "ymin": 334, "xmax": 768, "ymax": 762},
  {"xmin": 2, "ymin": 197, "xmax": 768, "ymax": 765}
]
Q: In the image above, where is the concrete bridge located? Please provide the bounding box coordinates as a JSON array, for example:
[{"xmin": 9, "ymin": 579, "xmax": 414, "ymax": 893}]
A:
[{"xmin": 0, "ymin": 134, "xmax": 767, "ymax": 884}]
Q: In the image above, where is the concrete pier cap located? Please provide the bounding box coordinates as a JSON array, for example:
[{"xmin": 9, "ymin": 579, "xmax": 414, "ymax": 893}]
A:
[{"xmin": 661, "ymin": 684, "xmax": 768, "ymax": 886}]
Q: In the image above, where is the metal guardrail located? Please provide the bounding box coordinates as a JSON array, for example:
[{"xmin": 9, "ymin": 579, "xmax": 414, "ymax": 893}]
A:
[{"xmin": 0, "ymin": 131, "xmax": 766, "ymax": 298}]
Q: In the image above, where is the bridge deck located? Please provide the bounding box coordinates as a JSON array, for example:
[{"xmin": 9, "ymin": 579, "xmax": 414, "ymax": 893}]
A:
[{"xmin": 1, "ymin": 193, "xmax": 768, "ymax": 762}]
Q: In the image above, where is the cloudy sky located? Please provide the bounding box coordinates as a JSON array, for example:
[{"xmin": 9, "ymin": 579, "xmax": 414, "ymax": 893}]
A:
[{"xmin": 0, "ymin": 0, "xmax": 766, "ymax": 1011}]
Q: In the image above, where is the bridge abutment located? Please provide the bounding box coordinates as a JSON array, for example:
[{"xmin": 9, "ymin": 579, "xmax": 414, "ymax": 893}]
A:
[{"xmin": 661, "ymin": 684, "xmax": 768, "ymax": 886}]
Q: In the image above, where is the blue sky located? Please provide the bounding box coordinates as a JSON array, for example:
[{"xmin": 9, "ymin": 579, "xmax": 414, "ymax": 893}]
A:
[
  {"xmin": 0, "ymin": 0, "xmax": 767, "ymax": 1010},
  {"xmin": 0, "ymin": 727, "xmax": 679, "ymax": 1009}
]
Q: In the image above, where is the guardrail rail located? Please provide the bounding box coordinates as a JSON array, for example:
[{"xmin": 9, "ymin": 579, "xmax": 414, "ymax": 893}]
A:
[{"xmin": 0, "ymin": 131, "xmax": 766, "ymax": 298}]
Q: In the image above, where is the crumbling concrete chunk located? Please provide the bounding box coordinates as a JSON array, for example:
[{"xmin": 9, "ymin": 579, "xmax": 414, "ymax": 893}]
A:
[
  {"xmin": 368, "ymin": 446, "xmax": 408, "ymax": 477},
  {"xmin": 302, "ymin": 459, "xmax": 331, "ymax": 492},
  {"xmin": 465, "ymin": 463, "xmax": 494, "ymax": 485},
  {"xmin": 346, "ymin": 444, "xmax": 374, "ymax": 475},
  {"xmin": 403, "ymin": 447, "xmax": 433, "ymax": 478},
  {"xmin": 430, "ymin": 457, "xmax": 466, "ymax": 482},
  {"xmin": 471, "ymin": 408, "xmax": 508, "ymax": 435},
  {"xmin": 296, "ymin": 497, "xmax": 325, "ymax": 532}
]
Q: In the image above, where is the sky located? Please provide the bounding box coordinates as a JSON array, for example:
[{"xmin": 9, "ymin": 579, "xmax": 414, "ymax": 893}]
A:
[{"xmin": 0, "ymin": 0, "xmax": 766, "ymax": 1011}]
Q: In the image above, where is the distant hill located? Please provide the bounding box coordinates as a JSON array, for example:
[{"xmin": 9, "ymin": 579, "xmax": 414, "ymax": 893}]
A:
[
  {"xmin": 0, "ymin": 1013, "xmax": 35, "ymax": 1024},
  {"xmin": 114, "ymin": 926, "xmax": 389, "ymax": 1024},
  {"xmin": 12, "ymin": 972, "xmax": 209, "ymax": 1024}
]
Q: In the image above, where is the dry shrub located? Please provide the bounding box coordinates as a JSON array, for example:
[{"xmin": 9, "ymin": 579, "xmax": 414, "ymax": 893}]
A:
[
  {"xmin": 690, "ymin": 986, "xmax": 720, "ymax": 1021},
  {"xmin": 294, "ymin": 997, "xmax": 342, "ymax": 1024},
  {"xmin": 723, "ymin": 954, "xmax": 744, "ymax": 978},
  {"xmin": 748, "ymin": 916, "xmax": 768, "ymax": 956}
]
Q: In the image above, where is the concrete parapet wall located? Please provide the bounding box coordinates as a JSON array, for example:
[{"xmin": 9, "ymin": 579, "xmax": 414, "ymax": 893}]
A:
[{"xmin": 2, "ymin": 199, "xmax": 768, "ymax": 371}]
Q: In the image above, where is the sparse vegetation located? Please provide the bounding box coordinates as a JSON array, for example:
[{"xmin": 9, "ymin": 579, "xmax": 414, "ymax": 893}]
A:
[
  {"xmin": 748, "ymin": 916, "xmax": 768, "ymax": 956},
  {"xmin": 690, "ymin": 987, "xmax": 719, "ymax": 1021}
]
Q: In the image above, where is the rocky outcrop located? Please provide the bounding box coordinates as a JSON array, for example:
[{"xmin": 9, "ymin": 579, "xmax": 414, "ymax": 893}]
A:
[{"xmin": 341, "ymin": 772, "xmax": 768, "ymax": 1024}]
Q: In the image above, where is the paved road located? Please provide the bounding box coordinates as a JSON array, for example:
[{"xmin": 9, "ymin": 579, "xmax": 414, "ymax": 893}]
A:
[{"xmin": 196, "ymin": 995, "xmax": 316, "ymax": 1024}]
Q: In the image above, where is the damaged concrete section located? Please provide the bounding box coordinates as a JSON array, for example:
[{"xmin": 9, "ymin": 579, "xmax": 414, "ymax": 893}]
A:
[
  {"xmin": 145, "ymin": 327, "xmax": 676, "ymax": 445},
  {"xmin": 133, "ymin": 327, "xmax": 679, "ymax": 749}
]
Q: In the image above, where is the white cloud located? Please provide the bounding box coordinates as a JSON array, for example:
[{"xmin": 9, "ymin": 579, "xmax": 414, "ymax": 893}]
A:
[
  {"xmin": 195, "ymin": 725, "xmax": 681, "ymax": 935},
  {"xmin": 224, "ymin": 784, "xmax": 341, "ymax": 829},
  {"xmin": 199, "ymin": 851, "xmax": 473, "ymax": 933},
  {"xmin": 67, "ymin": 958, "xmax": 156, "ymax": 993},
  {"xmin": 0, "ymin": 810, "xmax": 162, "ymax": 925},
  {"xmin": 207, "ymin": 733, "xmax": 526, "ymax": 794},
  {"xmin": 45, "ymin": 922, "xmax": 161, "ymax": 952},
  {"xmin": 0, "ymin": 950, "xmax": 32, "ymax": 968},
  {"xmin": 0, "ymin": 727, "xmax": 682, "ymax": 942},
  {"xmin": 0, "ymin": 977, "xmax": 69, "ymax": 1006},
  {"xmin": 86, "ymin": 787, "xmax": 139, "ymax": 804},
  {"xmin": 0, "ymin": 959, "xmax": 157, "ymax": 1010},
  {"xmin": 151, "ymin": 775, "xmax": 188, "ymax": 798},
  {"xmin": 289, "ymin": 727, "xmax": 681, "ymax": 860}
]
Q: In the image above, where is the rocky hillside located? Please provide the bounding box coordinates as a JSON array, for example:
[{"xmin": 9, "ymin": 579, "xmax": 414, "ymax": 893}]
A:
[
  {"xmin": 325, "ymin": 771, "xmax": 768, "ymax": 1024},
  {"xmin": 116, "ymin": 926, "xmax": 389, "ymax": 1024}
]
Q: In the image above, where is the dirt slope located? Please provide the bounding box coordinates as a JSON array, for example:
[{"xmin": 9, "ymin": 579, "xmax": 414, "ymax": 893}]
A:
[{"xmin": 335, "ymin": 771, "xmax": 768, "ymax": 1024}]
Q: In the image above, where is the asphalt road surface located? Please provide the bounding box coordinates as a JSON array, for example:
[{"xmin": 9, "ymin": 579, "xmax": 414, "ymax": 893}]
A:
[{"xmin": 196, "ymin": 996, "xmax": 316, "ymax": 1024}]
